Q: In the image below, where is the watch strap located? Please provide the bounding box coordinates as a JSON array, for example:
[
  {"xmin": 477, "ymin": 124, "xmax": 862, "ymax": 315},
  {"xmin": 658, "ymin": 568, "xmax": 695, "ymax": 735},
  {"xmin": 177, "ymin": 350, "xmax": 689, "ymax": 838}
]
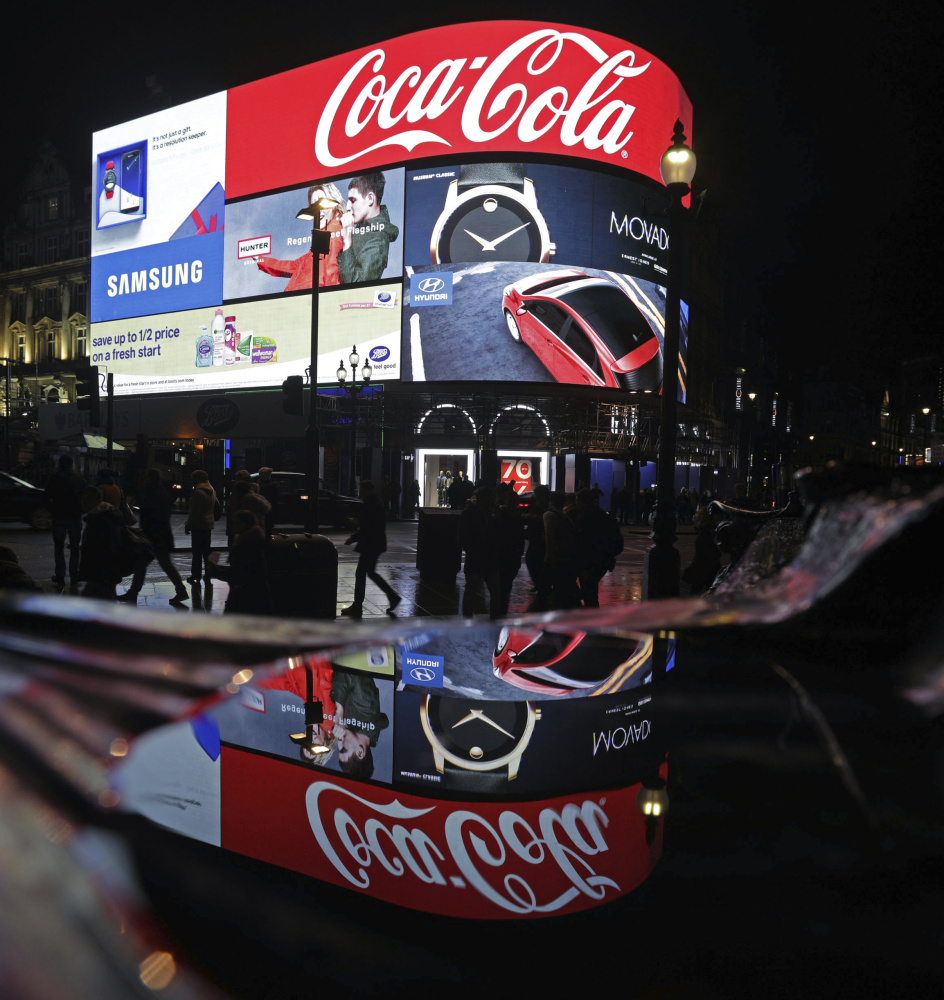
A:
[
  {"xmin": 457, "ymin": 162, "xmax": 526, "ymax": 193},
  {"xmin": 442, "ymin": 764, "xmax": 511, "ymax": 793}
]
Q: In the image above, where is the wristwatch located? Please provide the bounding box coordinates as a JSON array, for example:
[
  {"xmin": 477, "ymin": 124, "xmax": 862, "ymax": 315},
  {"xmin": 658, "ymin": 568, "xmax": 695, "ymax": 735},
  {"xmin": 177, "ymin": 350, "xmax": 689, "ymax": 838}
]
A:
[
  {"xmin": 420, "ymin": 693, "xmax": 541, "ymax": 791},
  {"xmin": 430, "ymin": 163, "xmax": 555, "ymax": 265}
]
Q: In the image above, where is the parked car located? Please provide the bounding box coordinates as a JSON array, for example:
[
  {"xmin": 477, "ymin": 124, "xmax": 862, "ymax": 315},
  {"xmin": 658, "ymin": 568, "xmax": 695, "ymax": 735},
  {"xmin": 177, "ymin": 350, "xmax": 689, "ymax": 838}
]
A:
[
  {"xmin": 502, "ymin": 270, "xmax": 663, "ymax": 392},
  {"xmin": 0, "ymin": 471, "xmax": 53, "ymax": 529},
  {"xmin": 493, "ymin": 625, "xmax": 653, "ymax": 696},
  {"xmin": 249, "ymin": 472, "xmax": 363, "ymax": 528}
]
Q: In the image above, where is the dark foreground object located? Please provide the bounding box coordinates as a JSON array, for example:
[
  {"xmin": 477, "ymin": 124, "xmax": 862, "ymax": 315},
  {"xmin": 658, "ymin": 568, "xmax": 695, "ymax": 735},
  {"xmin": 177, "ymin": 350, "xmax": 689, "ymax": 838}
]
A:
[{"xmin": 0, "ymin": 465, "xmax": 942, "ymax": 999}]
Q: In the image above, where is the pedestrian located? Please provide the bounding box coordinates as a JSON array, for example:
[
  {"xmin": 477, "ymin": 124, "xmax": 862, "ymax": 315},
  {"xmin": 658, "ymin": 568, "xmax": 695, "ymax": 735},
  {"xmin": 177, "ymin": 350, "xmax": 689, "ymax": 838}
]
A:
[
  {"xmin": 682, "ymin": 506, "xmax": 722, "ymax": 594},
  {"xmin": 573, "ymin": 488, "xmax": 623, "ymax": 607},
  {"xmin": 458, "ymin": 485, "xmax": 500, "ymax": 618},
  {"xmin": 341, "ymin": 480, "xmax": 400, "ymax": 619},
  {"xmin": 543, "ymin": 490, "xmax": 581, "ymax": 609},
  {"xmin": 118, "ymin": 468, "xmax": 189, "ymax": 605},
  {"xmin": 44, "ymin": 454, "xmax": 86, "ymax": 591},
  {"xmin": 209, "ymin": 509, "xmax": 273, "ymax": 615},
  {"xmin": 0, "ymin": 546, "xmax": 42, "ymax": 592},
  {"xmin": 77, "ymin": 488, "xmax": 127, "ymax": 600},
  {"xmin": 95, "ymin": 468, "xmax": 124, "ymax": 510},
  {"xmin": 524, "ymin": 485, "xmax": 550, "ymax": 608},
  {"xmin": 184, "ymin": 470, "xmax": 218, "ymax": 584},
  {"xmin": 227, "ymin": 481, "xmax": 271, "ymax": 540},
  {"xmin": 493, "ymin": 484, "xmax": 525, "ymax": 617},
  {"xmin": 256, "ymin": 467, "xmax": 280, "ymax": 536},
  {"xmin": 407, "ymin": 479, "xmax": 420, "ymax": 518}
]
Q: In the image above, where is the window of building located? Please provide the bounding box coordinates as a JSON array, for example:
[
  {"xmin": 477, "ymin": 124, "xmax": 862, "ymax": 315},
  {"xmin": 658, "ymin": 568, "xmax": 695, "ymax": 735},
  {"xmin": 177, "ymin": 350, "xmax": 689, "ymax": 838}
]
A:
[
  {"xmin": 45, "ymin": 236, "xmax": 59, "ymax": 264},
  {"xmin": 45, "ymin": 328, "xmax": 57, "ymax": 361},
  {"xmin": 39, "ymin": 286, "xmax": 60, "ymax": 318},
  {"xmin": 48, "ymin": 194, "xmax": 59, "ymax": 221},
  {"xmin": 75, "ymin": 325, "xmax": 88, "ymax": 358},
  {"xmin": 72, "ymin": 281, "xmax": 89, "ymax": 316},
  {"xmin": 75, "ymin": 228, "xmax": 90, "ymax": 258},
  {"xmin": 16, "ymin": 334, "xmax": 27, "ymax": 363}
]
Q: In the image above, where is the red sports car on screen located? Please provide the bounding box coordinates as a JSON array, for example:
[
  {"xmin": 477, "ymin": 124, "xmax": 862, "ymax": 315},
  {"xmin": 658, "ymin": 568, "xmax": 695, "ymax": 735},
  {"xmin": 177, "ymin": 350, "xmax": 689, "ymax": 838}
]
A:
[
  {"xmin": 493, "ymin": 626, "xmax": 654, "ymax": 696},
  {"xmin": 501, "ymin": 270, "xmax": 663, "ymax": 392}
]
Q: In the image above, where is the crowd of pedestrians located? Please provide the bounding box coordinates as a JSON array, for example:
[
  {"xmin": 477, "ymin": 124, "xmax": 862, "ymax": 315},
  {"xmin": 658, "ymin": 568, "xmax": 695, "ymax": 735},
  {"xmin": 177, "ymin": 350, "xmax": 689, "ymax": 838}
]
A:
[
  {"xmin": 1, "ymin": 456, "xmax": 730, "ymax": 618},
  {"xmin": 456, "ymin": 481, "xmax": 624, "ymax": 617}
]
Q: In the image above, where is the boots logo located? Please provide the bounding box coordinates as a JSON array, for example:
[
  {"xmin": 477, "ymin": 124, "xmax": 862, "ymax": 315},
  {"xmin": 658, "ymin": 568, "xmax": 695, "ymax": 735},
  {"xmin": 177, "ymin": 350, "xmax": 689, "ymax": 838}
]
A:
[
  {"xmin": 196, "ymin": 397, "xmax": 240, "ymax": 434},
  {"xmin": 315, "ymin": 29, "xmax": 651, "ymax": 168}
]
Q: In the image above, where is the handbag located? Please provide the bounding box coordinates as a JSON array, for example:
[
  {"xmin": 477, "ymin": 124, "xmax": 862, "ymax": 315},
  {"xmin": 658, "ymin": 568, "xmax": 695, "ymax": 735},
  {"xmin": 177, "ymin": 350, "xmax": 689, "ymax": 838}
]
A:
[{"xmin": 120, "ymin": 499, "xmax": 138, "ymax": 526}]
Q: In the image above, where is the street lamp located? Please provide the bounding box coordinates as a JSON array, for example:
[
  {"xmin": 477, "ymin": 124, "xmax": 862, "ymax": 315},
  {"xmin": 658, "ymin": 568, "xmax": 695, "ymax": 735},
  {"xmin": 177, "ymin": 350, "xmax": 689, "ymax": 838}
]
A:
[
  {"xmin": 643, "ymin": 120, "xmax": 696, "ymax": 600},
  {"xmin": 295, "ymin": 193, "xmax": 340, "ymax": 532},
  {"xmin": 337, "ymin": 345, "xmax": 372, "ymax": 495}
]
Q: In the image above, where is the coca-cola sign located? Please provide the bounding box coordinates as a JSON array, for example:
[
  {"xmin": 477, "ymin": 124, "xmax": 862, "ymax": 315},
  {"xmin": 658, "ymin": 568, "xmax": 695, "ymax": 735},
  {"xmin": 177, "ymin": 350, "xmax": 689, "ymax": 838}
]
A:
[
  {"xmin": 220, "ymin": 747, "xmax": 661, "ymax": 918},
  {"xmin": 227, "ymin": 22, "xmax": 692, "ymax": 199}
]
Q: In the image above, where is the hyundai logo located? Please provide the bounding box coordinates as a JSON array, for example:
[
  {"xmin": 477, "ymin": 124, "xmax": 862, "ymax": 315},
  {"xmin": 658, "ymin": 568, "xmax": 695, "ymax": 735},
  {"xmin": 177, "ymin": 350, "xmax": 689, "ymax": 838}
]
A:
[
  {"xmin": 409, "ymin": 667, "xmax": 436, "ymax": 682},
  {"xmin": 418, "ymin": 277, "xmax": 445, "ymax": 293},
  {"xmin": 370, "ymin": 346, "xmax": 390, "ymax": 362}
]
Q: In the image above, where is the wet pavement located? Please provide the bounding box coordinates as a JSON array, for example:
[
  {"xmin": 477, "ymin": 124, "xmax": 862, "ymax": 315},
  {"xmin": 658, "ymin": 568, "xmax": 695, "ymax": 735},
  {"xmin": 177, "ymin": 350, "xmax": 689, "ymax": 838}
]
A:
[{"xmin": 29, "ymin": 512, "xmax": 700, "ymax": 618}]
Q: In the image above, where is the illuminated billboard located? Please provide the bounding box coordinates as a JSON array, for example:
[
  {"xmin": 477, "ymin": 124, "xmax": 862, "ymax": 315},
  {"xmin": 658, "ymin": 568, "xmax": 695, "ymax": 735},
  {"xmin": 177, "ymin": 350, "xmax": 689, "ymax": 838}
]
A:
[{"xmin": 91, "ymin": 22, "xmax": 691, "ymax": 397}]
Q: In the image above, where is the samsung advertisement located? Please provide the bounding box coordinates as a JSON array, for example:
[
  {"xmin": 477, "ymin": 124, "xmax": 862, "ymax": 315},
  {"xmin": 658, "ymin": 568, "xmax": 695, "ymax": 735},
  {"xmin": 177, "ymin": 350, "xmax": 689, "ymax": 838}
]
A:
[{"xmin": 91, "ymin": 22, "xmax": 691, "ymax": 401}]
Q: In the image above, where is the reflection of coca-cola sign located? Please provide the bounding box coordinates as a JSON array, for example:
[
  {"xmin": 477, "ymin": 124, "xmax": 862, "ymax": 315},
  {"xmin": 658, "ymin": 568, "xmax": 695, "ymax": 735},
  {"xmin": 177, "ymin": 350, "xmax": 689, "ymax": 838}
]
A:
[
  {"xmin": 227, "ymin": 22, "xmax": 691, "ymax": 198},
  {"xmin": 501, "ymin": 458, "xmax": 533, "ymax": 493},
  {"xmin": 196, "ymin": 397, "xmax": 240, "ymax": 434},
  {"xmin": 220, "ymin": 748, "xmax": 659, "ymax": 918}
]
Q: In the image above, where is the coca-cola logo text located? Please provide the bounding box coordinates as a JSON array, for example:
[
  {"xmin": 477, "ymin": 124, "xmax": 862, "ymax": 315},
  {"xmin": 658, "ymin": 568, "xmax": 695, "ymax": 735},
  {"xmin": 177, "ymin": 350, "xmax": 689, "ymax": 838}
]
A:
[
  {"xmin": 315, "ymin": 29, "xmax": 651, "ymax": 168},
  {"xmin": 305, "ymin": 780, "xmax": 618, "ymax": 915}
]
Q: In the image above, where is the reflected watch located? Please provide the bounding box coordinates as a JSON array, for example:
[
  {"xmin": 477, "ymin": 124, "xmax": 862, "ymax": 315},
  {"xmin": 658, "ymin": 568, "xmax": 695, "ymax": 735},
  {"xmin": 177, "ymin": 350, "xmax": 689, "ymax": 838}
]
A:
[
  {"xmin": 430, "ymin": 162, "xmax": 555, "ymax": 265},
  {"xmin": 420, "ymin": 693, "xmax": 541, "ymax": 791}
]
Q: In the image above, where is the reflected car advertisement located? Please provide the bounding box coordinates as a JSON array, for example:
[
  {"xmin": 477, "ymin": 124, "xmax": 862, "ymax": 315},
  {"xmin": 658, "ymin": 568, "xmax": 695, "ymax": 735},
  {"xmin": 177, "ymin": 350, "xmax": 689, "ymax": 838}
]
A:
[{"xmin": 493, "ymin": 626, "xmax": 654, "ymax": 696}]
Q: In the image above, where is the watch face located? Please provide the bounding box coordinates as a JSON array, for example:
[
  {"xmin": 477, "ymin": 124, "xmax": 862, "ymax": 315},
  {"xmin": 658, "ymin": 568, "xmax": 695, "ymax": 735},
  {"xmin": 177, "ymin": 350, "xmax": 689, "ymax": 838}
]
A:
[
  {"xmin": 423, "ymin": 696, "xmax": 534, "ymax": 770},
  {"xmin": 433, "ymin": 186, "xmax": 549, "ymax": 264},
  {"xmin": 103, "ymin": 168, "xmax": 117, "ymax": 193}
]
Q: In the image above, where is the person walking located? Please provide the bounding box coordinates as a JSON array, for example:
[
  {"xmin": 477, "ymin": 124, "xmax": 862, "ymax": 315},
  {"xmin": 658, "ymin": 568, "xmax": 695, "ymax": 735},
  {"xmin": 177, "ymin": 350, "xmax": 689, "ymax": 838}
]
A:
[
  {"xmin": 458, "ymin": 486, "xmax": 500, "ymax": 619},
  {"xmin": 543, "ymin": 490, "xmax": 581, "ymax": 609},
  {"xmin": 573, "ymin": 488, "xmax": 623, "ymax": 607},
  {"xmin": 341, "ymin": 480, "xmax": 400, "ymax": 619},
  {"xmin": 493, "ymin": 484, "xmax": 525, "ymax": 617},
  {"xmin": 209, "ymin": 509, "xmax": 273, "ymax": 615},
  {"xmin": 77, "ymin": 489, "xmax": 127, "ymax": 600},
  {"xmin": 44, "ymin": 454, "xmax": 86, "ymax": 591},
  {"xmin": 256, "ymin": 467, "xmax": 280, "ymax": 536},
  {"xmin": 184, "ymin": 470, "xmax": 217, "ymax": 584},
  {"xmin": 118, "ymin": 469, "xmax": 189, "ymax": 605}
]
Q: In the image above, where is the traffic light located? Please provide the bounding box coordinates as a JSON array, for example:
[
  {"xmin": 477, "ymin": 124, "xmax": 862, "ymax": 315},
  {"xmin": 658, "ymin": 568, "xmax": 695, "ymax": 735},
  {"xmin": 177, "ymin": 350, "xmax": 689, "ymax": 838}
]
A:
[
  {"xmin": 282, "ymin": 375, "xmax": 304, "ymax": 415},
  {"xmin": 75, "ymin": 366, "xmax": 100, "ymax": 424}
]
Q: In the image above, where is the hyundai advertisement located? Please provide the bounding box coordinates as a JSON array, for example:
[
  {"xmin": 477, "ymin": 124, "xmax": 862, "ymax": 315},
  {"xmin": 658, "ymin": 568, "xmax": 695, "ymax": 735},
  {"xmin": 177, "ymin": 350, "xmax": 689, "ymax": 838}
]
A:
[{"xmin": 91, "ymin": 22, "xmax": 691, "ymax": 397}]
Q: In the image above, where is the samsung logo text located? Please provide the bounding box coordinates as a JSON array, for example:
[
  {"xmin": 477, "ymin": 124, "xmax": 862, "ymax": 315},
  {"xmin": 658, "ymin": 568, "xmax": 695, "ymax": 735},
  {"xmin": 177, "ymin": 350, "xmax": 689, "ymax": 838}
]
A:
[{"xmin": 107, "ymin": 260, "xmax": 204, "ymax": 297}]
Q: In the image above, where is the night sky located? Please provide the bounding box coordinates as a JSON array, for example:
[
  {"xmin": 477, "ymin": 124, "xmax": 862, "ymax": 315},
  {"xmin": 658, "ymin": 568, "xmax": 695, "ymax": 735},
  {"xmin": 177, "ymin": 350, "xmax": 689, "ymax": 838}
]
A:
[{"xmin": 3, "ymin": 1, "xmax": 939, "ymax": 397}]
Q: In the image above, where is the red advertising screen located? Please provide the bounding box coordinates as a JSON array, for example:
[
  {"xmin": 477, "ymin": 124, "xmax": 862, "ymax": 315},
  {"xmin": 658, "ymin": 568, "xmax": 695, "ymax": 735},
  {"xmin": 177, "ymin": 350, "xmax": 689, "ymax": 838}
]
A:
[
  {"xmin": 220, "ymin": 748, "xmax": 661, "ymax": 919},
  {"xmin": 91, "ymin": 22, "xmax": 691, "ymax": 399}
]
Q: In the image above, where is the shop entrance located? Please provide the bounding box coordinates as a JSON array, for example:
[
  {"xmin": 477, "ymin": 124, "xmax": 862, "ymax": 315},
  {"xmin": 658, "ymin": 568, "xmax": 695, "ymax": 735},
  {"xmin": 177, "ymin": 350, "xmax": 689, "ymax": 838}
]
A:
[{"xmin": 418, "ymin": 449, "xmax": 474, "ymax": 508}]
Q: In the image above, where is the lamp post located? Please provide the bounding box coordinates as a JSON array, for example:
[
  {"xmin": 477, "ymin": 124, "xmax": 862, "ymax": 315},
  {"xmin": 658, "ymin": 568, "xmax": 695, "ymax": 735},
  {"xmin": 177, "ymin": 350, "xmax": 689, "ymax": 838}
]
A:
[
  {"xmin": 0, "ymin": 358, "xmax": 14, "ymax": 472},
  {"xmin": 295, "ymin": 193, "xmax": 340, "ymax": 533},
  {"xmin": 643, "ymin": 120, "xmax": 696, "ymax": 600},
  {"xmin": 337, "ymin": 345, "xmax": 372, "ymax": 496}
]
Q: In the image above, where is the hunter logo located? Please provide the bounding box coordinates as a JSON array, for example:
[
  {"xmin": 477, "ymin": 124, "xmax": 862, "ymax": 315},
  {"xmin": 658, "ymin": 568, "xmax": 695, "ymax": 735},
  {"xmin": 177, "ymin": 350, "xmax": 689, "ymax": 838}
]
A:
[{"xmin": 196, "ymin": 397, "xmax": 240, "ymax": 434}]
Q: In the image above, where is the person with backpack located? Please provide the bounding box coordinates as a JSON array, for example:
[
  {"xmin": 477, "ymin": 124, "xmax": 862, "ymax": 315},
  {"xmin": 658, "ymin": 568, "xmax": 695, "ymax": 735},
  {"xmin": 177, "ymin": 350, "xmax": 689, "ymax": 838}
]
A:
[{"xmin": 573, "ymin": 488, "xmax": 624, "ymax": 608}]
